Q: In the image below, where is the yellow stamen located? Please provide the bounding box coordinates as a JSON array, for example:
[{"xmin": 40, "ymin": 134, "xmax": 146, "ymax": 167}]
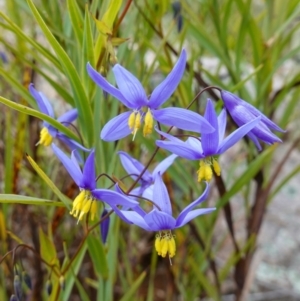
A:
[
  {"xmin": 154, "ymin": 231, "xmax": 176, "ymax": 258},
  {"xmin": 70, "ymin": 190, "xmax": 98, "ymax": 222},
  {"xmin": 128, "ymin": 111, "xmax": 141, "ymax": 140},
  {"xmin": 197, "ymin": 161, "xmax": 206, "ymax": 182},
  {"xmin": 128, "ymin": 112, "xmax": 136, "ymax": 130},
  {"xmin": 155, "ymin": 234, "xmax": 162, "ymax": 256},
  {"xmin": 143, "ymin": 109, "xmax": 153, "ymax": 136},
  {"xmin": 197, "ymin": 161, "xmax": 212, "ymax": 182},
  {"xmin": 212, "ymin": 159, "xmax": 221, "ymax": 176},
  {"xmin": 204, "ymin": 164, "xmax": 212, "ymax": 181},
  {"xmin": 37, "ymin": 127, "xmax": 53, "ymax": 146},
  {"xmin": 89, "ymin": 201, "xmax": 98, "ymax": 221}
]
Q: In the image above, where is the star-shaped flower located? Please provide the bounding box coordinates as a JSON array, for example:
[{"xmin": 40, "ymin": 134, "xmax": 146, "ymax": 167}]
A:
[
  {"xmin": 52, "ymin": 144, "xmax": 138, "ymax": 222},
  {"xmin": 156, "ymin": 99, "xmax": 261, "ymax": 181},
  {"xmin": 220, "ymin": 90, "xmax": 285, "ymax": 150},
  {"xmin": 118, "ymin": 151, "xmax": 177, "ymax": 196},
  {"xmin": 110, "ymin": 173, "xmax": 215, "ymax": 259},
  {"xmin": 87, "ymin": 50, "xmax": 214, "ymax": 141},
  {"xmin": 29, "ymin": 84, "xmax": 89, "ymax": 152}
]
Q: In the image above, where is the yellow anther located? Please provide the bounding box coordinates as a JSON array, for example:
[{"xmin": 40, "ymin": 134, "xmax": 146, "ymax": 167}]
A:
[
  {"xmin": 161, "ymin": 238, "xmax": 168, "ymax": 258},
  {"xmin": 143, "ymin": 109, "xmax": 153, "ymax": 136},
  {"xmin": 70, "ymin": 190, "xmax": 98, "ymax": 222},
  {"xmin": 168, "ymin": 237, "xmax": 176, "ymax": 258},
  {"xmin": 128, "ymin": 111, "xmax": 141, "ymax": 140},
  {"xmin": 155, "ymin": 231, "xmax": 176, "ymax": 258},
  {"xmin": 89, "ymin": 201, "xmax": 98, "ymax": 221},
  {"xmin": 128, "ymin": 112, "xmax": 136, "ymax": 130},
  {"xmin": 155, "ymin": 235, "xmax": 162, "ymax": 256},
  {"xmin": 38, "ymin": 127, "xmax": 53, "ymax": 146},
  {"xmin": 197, "ymin": 161, "xmax": 206, "ymax": 182},
  {"xmin": 70, "ymin": 190, "xmax": 85, "ymax": 217},
  {"xmin": 197, "ymin": 161, "xmax": 213, "ymax": 182},
  {"xmin": 212, "ymin": 159, "xmax": 221, "ymax": 176},
  {"xmin": 78, "ymin": 199, "xmax": 92, "ymax": 221},
  {"xmin": 204, "ymin": 164, "xmax": 213, "ymax": 182}
]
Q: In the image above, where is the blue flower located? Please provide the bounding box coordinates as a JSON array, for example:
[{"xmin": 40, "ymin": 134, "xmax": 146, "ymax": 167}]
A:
[
  {"xmin": 118, "ymin": 151, "xmax": 177, "ymax": 196},
  {"xmin": 221, "ymin": 90, "xmax": 285, "ymax": 150},
  {"xmin": 111, "ymin": 173, "xmax": 215, "ymax": 258},
  {"xmin": 52, "ymin": 144, "xmax": 138, "ymax": 222},
  {"xmin": 29, "ymin": 84, "xmax": 89, "ymax": 152},
  {"xmin": 87, "ymin": 50, "xmax": 214, "ymax": 141},
  {"xmin": 156, "ymin": 99, "xmax": 261, "ymax": 181}
]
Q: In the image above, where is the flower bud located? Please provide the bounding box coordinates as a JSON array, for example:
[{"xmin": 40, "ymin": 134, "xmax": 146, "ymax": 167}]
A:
[
  {"xmin": 22, "ymin": 271, "xmax": 32, "ymax": 290},
  {"xmin": 59, "ymin": 275, "xmax": 65, "ymax": 291},
  {"xmin": 46, "ymin": 279, "xmax": 52, "ymax": 296},
  {"xmin": 100, "ymin": 209, "xmax": 110, "ymax": 243},
  {"xmin": 14, "ymin": 275, "xmax": 22, "ymax": 301},
  {"xmin": 9, "ymin": 295, "xmax": 18, "ymax": 301}
]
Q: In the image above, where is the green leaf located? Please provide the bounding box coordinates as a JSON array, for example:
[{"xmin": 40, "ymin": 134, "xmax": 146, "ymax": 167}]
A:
[
  {"xmin": 26, "ymin": 154, "xmax": 72, "ymax": 209},
  {"xmin": 39, "ymin": 227, "xmax": 59, "ymax": 267},
  {"xmin": 67, "ymin": 0, "xmax": 84, "ymax": 46},
  {"xmin": 0, "ymin": 11, "xmax": 62, "ymax": 71},
  {"xmin": 62, "ymin": 243, "xmax": 88, "ymax": 301},
  {"xmin": 0, "ymin": 194, "xmax": 64, "ymax": 207},
  {"xmin": 119, "ymin": 271, "xmax": 147, "ymax": 301},
  {"xmin": 102, "ymin": 0, "xmax": 122, "ymax": 29},
  {"xmin": 87, "ymin": 235, "xmax": 108, "ymax": 278}
]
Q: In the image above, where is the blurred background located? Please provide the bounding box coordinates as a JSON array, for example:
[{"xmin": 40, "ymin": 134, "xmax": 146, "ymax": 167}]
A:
[{"xmin": 0, "ymin": 0, "xmax": 300, "ymax": 300}]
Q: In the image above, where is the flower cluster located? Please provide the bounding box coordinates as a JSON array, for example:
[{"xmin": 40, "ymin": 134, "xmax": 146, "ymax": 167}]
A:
[{"xmin": 32, "ymin": 49, "xmax": 284, "ymax": 260}]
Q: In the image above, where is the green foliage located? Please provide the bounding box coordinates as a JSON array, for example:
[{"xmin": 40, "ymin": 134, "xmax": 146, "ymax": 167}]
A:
[{"xmin": 0, "ymin": 0, "xmax": 299, "ymax": 300}]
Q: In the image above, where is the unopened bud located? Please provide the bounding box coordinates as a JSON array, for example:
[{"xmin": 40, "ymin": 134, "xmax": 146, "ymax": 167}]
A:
[
  {"xmin": 9, "ymin": 295, "xmax": 18, "ymax": 301},
  {"xmin": 59, "ymin": 275, "xmax": 65, "ymax": 291},
  {"xmin": 100, "ymin": 209, "xmax": 110, "ymax": 244},
  {"xmin": 22, "ymin": 271, "xmax": 32, "ymax": 290},
  {"xmin": 46, "ymin": 279, "xmax": 52, "ymax": 296},
  {"xmin": 14, "ymin": 275, "xmax": 22, "ymax": 301}
]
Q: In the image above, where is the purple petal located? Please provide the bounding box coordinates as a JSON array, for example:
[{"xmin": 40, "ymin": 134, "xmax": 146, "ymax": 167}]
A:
[
  {"xmin": 51, "ymin": 144, "xmax": 82, "ymax": 186},
  {"xmin": 152, "ymin": 108, "xmax": 214, "ymax": 134},
  {"xmin": 175, "ymin": 208, "xmax": 216, "ymax": 228},
  {"xmin": 112, "ymin": 64, "xmax": 148, "ymax": 108},
  {"xmin": 156, "ymin": 140, "xmax": 202, "ymax": 160},
  {"xmin": 56, "ymin": 133, "xmax": 90, "ymax": 152},
  {"xmin": 80, "ymin": 150, "xmax": 96, "ymax": 190},
  {"xmin": 71, "ymin": 150, "xmax": 82, "ymax": 174},
  {"xmin": 101, "ymin": 111, "xmax": 132, "ymax": 141},
  {"xmin": 155, "ymin": 127, "xmax": 185, "ymax": 143},
  {"xmin": 247, "ymin": 131, "xmax": 262, "ymax": 151},
  {"xmin": 92, "ymin": 189, "xmax": 138, "ymax": 207},
  {"xmin": 186, "ymin": 137, "xmax": 203, "ymax": 153},
  {"xmin": 57, "ymin": 108, "xmax": 78, "ymax": 123},
  {"xmin": 142, "ymin": 184, "xmax": 154, "ymax": 201},
  {"xmin": 87, "ymin": 63, "xmax": 131, "ymax": 108},
  {"xmin": 249, "ymin": 123, "xmax": 282, "ymax": 145},
  {"xmin": 144, "ymin": 209, "xmax": 176, "ymax": 231},
  {"xmin": 152, "ymin": 154, "xmax": 177, "ymax": 178},
  {"xmin": 217, "ymin": 109, "xmax": 227, "ymax": 144},
  {"xmin": 221, "ymin": 90, "xmax": 285, "ymax": 132},
  {"xmin": 201, "ymin": 99, "xmax": 219, "ymax": 155},
  {"xmin": 29, "ymin": 83, "xmax": 54, "ymax": 117},
  {"xmin": 152, "ymin": 173, "xmax": 172, "ymax": 215},
  {"xmin": 149, "ymin": 49, "xmax": 186, "ymax": 108},
  {"xmin": 218, "ymin": 116, "xmax": 261, "ymax": 154},
  {"xmin": 176, "ymin": 182, "xmax": 210, "ymax": 227},
  {"xmin": 112, "ymin": 206, "xmax": 152, "ymax": 230},
  {"xmin": 118, "ymin": 151, "xmax": 152, "ymax": 182}
]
